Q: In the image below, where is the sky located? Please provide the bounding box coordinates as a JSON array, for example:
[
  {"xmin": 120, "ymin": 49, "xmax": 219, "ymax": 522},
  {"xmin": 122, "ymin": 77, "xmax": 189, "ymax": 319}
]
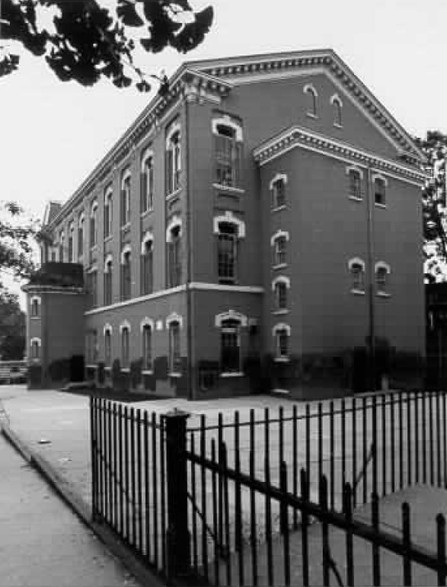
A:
[{"xmin": 1, "ymin": 0, "xmax": 447, "ymax": 302}]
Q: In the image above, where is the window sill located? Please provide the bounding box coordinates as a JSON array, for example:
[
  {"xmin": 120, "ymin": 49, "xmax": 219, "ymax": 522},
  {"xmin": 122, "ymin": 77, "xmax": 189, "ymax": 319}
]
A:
[
  {"xmin": 271, "ymin": 205, "xmax": 287, "ymax": 213},
  {"xmin": 272, "ymin": 263, "xmax": 288, "ymax": 270},
  {"xmin": 333, "ymin": 123, "xmax": 343, "ymax": 129},
  {"xmin": 30, "ymin": 316, "xmax": 40, "ymax": 320},
  {"xmin": 166, "ymin": 188, "xmax": 182, "ymax": 201},
  {"xmin": 142, "ymin": 370, "xmax": 154, "ymax": 375},
  {"xmin": 351, "ymin": 289, "xmax": 366, "ymax": 296},
  {"xmin": 104, "ymin": 235, "xmax": 113, "ymax": 243},
  {"xmin": 306, "ymin": 112, "xmax": 318, "ymax": 119},
  {"xmin": 86, "ymin": 364, "xmax": 98, "ymax": 369},
  {"xmin": 141, "ymin": 208, "xmax": 154, "ymax": 218},
  {"xmin": 375, "ymin": 203, "xmax": 387, "ymax": 209},
  {"xmin": 169, "ymin": 372, "xmax": 182, "ymax": 378},
  {"xmin": 120, "ymin": 223, "xmax": 131, "ymax": 231},
  {"xmin": 274, "ymin": 357, "xmax": 290, "ymax": 363},
  {"xmin": 220, "ymin": 372, "xmax": 244, "ymax": 378},
  {"xmin": 104, "ymin": 366, "xmax": 112, "ymax": 371},
  {"xmin": 121, "ymin": 368, "xmax": 130, "ymax": 373},
  {"xmin": 348, "ymin": 196, "xmax": 363, "ymax": 203},
  {"xmin": 377, "ymin": 292, "xmax": 391, "ymax": 298},
  {"xmin": 273, "ymin": 309, "xmax": 289, "ymax": 315},
  {"xmin": 212, "ymin": 183, "xmax": 245, "ymax": 194},
  {"xmin": 90, "ymin": 245, "xmax": 98, "ymax": 252}
]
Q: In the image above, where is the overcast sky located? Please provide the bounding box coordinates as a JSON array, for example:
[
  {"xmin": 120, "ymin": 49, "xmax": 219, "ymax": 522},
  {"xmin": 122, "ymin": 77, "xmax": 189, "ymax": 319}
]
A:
[{"xmin": 2, "ymin": 0, "xmax": 446, "ymax": 299}]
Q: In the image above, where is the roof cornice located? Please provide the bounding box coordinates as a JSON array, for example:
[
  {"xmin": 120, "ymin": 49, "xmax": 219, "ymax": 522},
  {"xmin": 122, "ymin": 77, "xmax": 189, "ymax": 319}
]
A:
[
  {"xmin": 253, "ymin": 125, "xmax": 427, "ymax": 185},
  {"xmin": 188, "ymin": 49, "xmax": 424, "ymax": 162}
]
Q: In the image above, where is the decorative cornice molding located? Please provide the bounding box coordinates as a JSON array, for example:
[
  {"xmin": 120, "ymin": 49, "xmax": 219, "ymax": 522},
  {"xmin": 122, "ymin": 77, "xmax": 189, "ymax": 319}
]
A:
[{"xmin": 254, "ymin": 125, "xmax": 427, "ymax": 185}]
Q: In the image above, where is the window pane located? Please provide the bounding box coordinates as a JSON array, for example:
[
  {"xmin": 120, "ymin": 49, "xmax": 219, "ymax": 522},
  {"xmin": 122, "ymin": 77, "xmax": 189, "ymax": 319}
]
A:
[
  {"xmin": 169, "ymin": 323, "xmax": 181, "ymax": 372},
  {"xmin": 215, "ymin": 133, "xmax": 240, "ymax": 188},
  {"xmin": 349, "ymin": 171, "xmax": 362, "ymax": 199},
  {"xmin": 142, "ymin": 326, "xmax": 152, "ymax": 370},
  {"xmin": 220, "ymin": 320, "xmax": 240, "ymax": 372}
]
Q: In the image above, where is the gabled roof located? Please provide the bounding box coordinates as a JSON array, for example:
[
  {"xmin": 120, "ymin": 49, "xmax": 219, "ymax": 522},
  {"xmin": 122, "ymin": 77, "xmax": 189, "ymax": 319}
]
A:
[{"xmin": 185, "ymin": 48, "xmax": 424, "ymax": 163}]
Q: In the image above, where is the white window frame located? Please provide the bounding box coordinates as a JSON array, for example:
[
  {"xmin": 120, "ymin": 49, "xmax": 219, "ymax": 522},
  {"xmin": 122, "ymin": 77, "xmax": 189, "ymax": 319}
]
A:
[
  {"xmin": 30, "ymin": 337, "xmax": 41, "ymax": 360},
  {"xmin": 166, "ymin": 124, "xmax": 181, "ymax": 196},
  {"xmin": 375, "ymin": 261, "xmax": 391, "ymax": 297},
  {"xmin": 30, "ymin": 296, "xmax": 41, "ymax": 318},
  {"xmin": 270, "ymin": 173, "xmax": 288, "ymax": 209},
  {"xmin": 271, "ymin": 230, "xmax": 290, "ymax": 268},
  {"xmin": 348, "ymin": 257, "xmax": 366, "ymax": 294},
  {"xmin": 90, "ymin": 200, "xmax": 98, "ymax": 248},
  {"xmin": 121, "ymin": 169, "xmax": 131, "ymax": 227},
  {"xmin": 372, "ymin": 173, "xmax": 388, "ymax": 207},
  {"xmin": 272, "ymin": 323, "xmax": 291, "ymax": 361},
  {"xmin": 104, "ymin": 186, "xmax": 113, "ymax": 238},
  {"xmin": 141, "ymin": 148, "xmax": 154, "ymax": 214},
  {"xmin": 330, "ymin": 94, "xmax": 343, "ymax": 127},
  {"xmin": 304, "ymin": 83, "xmax": 318, "ymax": 118}
]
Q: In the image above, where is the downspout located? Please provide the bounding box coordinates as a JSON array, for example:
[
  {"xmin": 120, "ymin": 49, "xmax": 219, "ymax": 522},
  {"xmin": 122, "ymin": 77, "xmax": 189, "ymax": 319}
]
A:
[
  {"xmin": 184, "ymin": 92, "xmax": 194, "ymax": 400},
  {"xmin": 365, "ymin": 167, "xmax": 376, "ymax": 390}
]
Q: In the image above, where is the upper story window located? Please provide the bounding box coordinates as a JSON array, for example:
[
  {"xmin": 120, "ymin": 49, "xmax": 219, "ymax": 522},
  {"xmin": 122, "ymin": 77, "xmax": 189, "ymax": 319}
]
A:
[
  {"xmin": 348, "ymin": 257, "xmax": 365, "ymax": 294},
  {"xmin": 78, "ymin": 213, "xmax": 85, "ymax": 258},
  {"xmin": 68, "ymin": 222, "xmax": 74, "ymax": 262},
  {"xmin": 273, "ymin": 323, "xmax": 291, "ymax": 360},
  {"xmin": 90, "ymin": 201, "xmax": 98, "ymax": 248},
  {"xmin": 104, "ymin": 255, "xmax": 113, "ymax": 306},
  {"xmin": 272, "ymin": 276, "xmax": 290, "ymax": 311},
  {"xmin": 271, "ymin": 230, "xmax": 289, "ymax": 267},
  {"xmin": 104, "ymin": 186, "xmax": 113, "ymax": 239},
  {"xmin": 103, "ymin": 324, "xmax": 112, "ymax": 367},
  {"xmin": 304, "ymin": 84, "xmax": 318, "ymax": 118},
  {"xmin": 346, "ymin": 166, "xmax": 363, "ymax": 200},
  {"xmin": 270, "ymin": 173, "xmax": 287, "ymax": 209},
  {"xmin": 30, "ymin": 337, "xmax": 41, "ymax": 360},
  {"xmin": 166, "ymin": 217, "xmax": 182, "ymax": 288},
  {"xmin": 120, "ymin": 245, "xmax": 132, "ymax": 301},
  {"xmin": 59, "ymin": 231, "xmax": 65, "ymax": 262},
  {"xmin": 331, "ymin": 94, "xmax": 343, "ymax": 127},
  {"xmin": 121, "ymin": 169, "xmax": 131, "ymax": 227},
  {"xmin": 141, "ymin": 318, "xmax": 154, "ymax": 372},
  {"xmin": 141, "ymin": 232, "xmax": 154, "ymax": 295},
  {"xmin": 166, "ymin": 314, "xmax": 182, "ymax": 374},
  {"xmin": 213, "ymin": 212, "xmax": 246, "ymax": 285},
  {"xmin": 30, "ymin": 296, "xmax": 40, "ymax": 317},
  {"xmin": 213, "ymin": 117, "xmax": 243, "ymax": 189},
  {"xmin": 120, "ymin": 321, "xmax": 130, "ymax": 369},
  {"xmin": 141, "ymin": 149, "xmax": 154, "ymax": 213},
  {"xmin": 375, "ymin": 261, "xmax": 391, "ymax": 296},
  {"xmin": 373, "ymin": 174, "xmax": 387, "ymax": 206},
  {"xmin": 166, "ymin": 125, "xmax": 181, "ymax": 195}
]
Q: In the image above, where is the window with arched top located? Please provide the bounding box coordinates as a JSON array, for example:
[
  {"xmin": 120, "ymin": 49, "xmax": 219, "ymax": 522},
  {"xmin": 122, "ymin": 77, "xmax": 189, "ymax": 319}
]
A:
[
  {"xmin": 272, "ymin": 323, "xmax": 291, "ymax": 360},
  {"xmin": 166, "ymin": 127, "xmax": 181, "ymax": 195},
  {"xmin": 68, "ymin": 222, "xmax": 75, "ymax": 262},
  {"xmin": 30, "ymin": 296, "xmax": 40, "ymax": 317},
  {"xmin": 104, "ymin": 187, "xmax": 113, "ymax": 238},
  {"xmin": 304, "ymin": 84, "xmax": 318, "ymax": 117},
  {"xmin": 167, "ymin": 220, "xmax": 182, "ymax": 288},
  {"xmin": 120, "ymin": 246, "xmax": 132, "ymax": 301},
  {"xmin": 59, "ymin": 231, "xmax": 65, "ymax": 262},
  {"xmin": 271, "ymin": 230, "xmax": 289, "ymax": 267},
  {"xmin": 213, "ymin": 118, "xmax": 243, "ymax": 188},
  {"xmin": 141, "ymin": 320, "xmax": 153, "ymax": 371},
  {"xmin": 168, "ymin": 319, "xmax": 181, "ymax": 374},
  {"xmin": 347, "ymin": 167, "xmax": 363, "ymax": 200},
  {"xmin": 104, "ymin": 256, "xmax": 113, "ymax": 306},
  {"xmin": 373, "ymin": 175, "xmax": 387, "ymax": 206},
  {"xmin": 78, "ymin": 213, "xmax": 85, "ymax": 258},
  {"xmin": 120, "ymin": 324, "xmax": 130, "ymax": 369},
  {"xmin": 141, "ymin": 234, "xmax": 153, "ymax": 295},
  {"xmin": 348, "ymin": 258, "xmax": 365, "ymax": 293},
  {"xmin": 270, "ymin": 174, "xmax": 287, "ymax": 209},
  {"xmin": 141, "ymin": 149, "xmax": 154, "ymax": 213},
  {"xmin": 30, "ymin": 337, "xmax": 41, "ymax": 360},
  {"xmin": 331, "ymin": 95, "xmax": 343, "ymax": 127},
  {"xmin": 90, "ymin": 201, "xmax": 98, "ymax": 248},
  {"xmin": 220, "ymin": 318, "xmax": 241, "ymax": 373},
  {"xmin": 274, "ymin": 280, "xmax": 288, "ymax": 311},
  {"xmin": 103, "ymin": 325, "xmax": 112, "ymax": 367},
  {"xmin": 121, "ymin": 170, "xmax": 131, "ymax": 226},
  {"xmin": 375, "ymin": 261, "xmax": 391, "ymax": 296}
]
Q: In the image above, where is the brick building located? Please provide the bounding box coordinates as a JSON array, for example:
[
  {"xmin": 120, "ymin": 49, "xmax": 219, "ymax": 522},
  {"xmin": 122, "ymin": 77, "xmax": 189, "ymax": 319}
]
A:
[{"xmin": 23, "ymin": 49, "xmax": 426, "ymax": 398}]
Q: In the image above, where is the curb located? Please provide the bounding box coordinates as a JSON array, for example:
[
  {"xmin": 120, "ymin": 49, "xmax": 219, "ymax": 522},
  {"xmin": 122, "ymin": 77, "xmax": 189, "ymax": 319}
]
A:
[{"xmin": 0, "ymin": 422, "xmax": 165, "ymax": 587}]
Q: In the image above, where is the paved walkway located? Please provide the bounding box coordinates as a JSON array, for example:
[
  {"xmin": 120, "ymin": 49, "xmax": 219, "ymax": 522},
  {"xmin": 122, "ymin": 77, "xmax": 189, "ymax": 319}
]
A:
[{"xmin": 0, "ymin": 433, "xmax": 140, "ymax": 587}]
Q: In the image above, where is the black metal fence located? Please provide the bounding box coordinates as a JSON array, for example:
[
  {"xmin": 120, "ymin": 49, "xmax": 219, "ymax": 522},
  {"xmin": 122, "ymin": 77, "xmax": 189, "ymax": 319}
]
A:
[{"xmin": 90, "ymin": 390, "xmax": 447, "ymax": 585}]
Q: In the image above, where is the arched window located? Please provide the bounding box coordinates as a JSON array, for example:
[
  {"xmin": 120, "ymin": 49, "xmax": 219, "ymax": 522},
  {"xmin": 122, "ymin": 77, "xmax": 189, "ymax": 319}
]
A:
[
  {"xmin": 141, "ymin": 319, "xmax": 154, "ymax": 371},
  {"xmin": 373, "ymin": 175, "xmax": 387, "ymax": 206},
  {"xmin": 141, "ymin": 149, "xmax": 154, "ymax": 213},
  {"xmin": 304, "ymin": 84, "xmax": 318, "ymax": 117},
  {"xmin": 120, "ymin": 322, "xmax": 130, "ymax": 369},
  {"xmin": 141, "ymin": 233, "xmax": 154, "ymax": 295},
  {"xmin": 90, "ymin": 201, "xmax": 98, "ymax": 248},
  {"xmin": 217, "ymin": 222, "xmax": 237, "ymax": 283},
  {"xmin": 121, "ymin": 169, "xmax": 131, "ymax": 226},
  {"xmin": 103, "ymin": 325, "xmax": 112, "ymax": 367},
  {"xmin": 166, "ymin": 126, "xmax": 181, "ymax": 195},
  {"xmin": 270, "ymin": 174, "xmax": 287, "ymax": 209},
  {"xmin": 30, "ymin": 296, "xmax": 40, "ymax": 317},
  {"xmin": 120, "ymin": 246, "xmax": 132, "ymax": 301},
  {"xmin": 220, "ymin": 319, "xmax": 241, "ymax": 374},
  {"xmin": 213, "ymin": 118, "xmax": 243, "ymax": 188},
  {"xmin": 59, "ymin": 231, "xmax": 65, "ymax": 262},
  {"xmin": 68, "ymin": 222, "xmax": 74, "ymax": 262},
  {"xmin": 271, "ymin": 230, "xmax": 289, "ymax": 267},
  {"xmin": 168, "ymin": 319, "xmax": 181, "ymax": 374},
  {"xmin": 167, "ymin": 218, "xmax": 182, "ymax": 288},
  {"xmin": 104, "ymin": 186, "xmax": 113, "ymax": 238},
  {"xmin": 375, "ymin": 261, "xmax": 391, "ymax": 296},
  {"xmin": 348, "ymin": 258, "xmax": 365, "ymax": 293},
  {"xmin": 78, "ymin": 213, "xmax": 85, "ymax": 257},
  {"xmin": 104, "ymin": 255, "xmax": 113, "ymax": 306},
  {"xmin": 30, "ymin": 337, "xmax": 41, "ymax": 360},
  {"xmin": 331, "ymin": 94, "xmax": 343, "ymax": 127},
  {"xmin": 347, "ymin": 167, "xmax": 363, "ymax": 200},
  {"xmin": 273, "ymin": 277, "xmax": 289, "ymax": 311},
  {"xmin": 273, "ymin": 323, "xmax": 291, "ymax": 359}
]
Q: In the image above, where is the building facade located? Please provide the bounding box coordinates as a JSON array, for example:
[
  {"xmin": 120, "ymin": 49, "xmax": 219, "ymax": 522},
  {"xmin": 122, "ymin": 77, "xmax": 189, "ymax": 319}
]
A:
[{"xmin": 24, "ymin": 49, "xmax": 427, "ymax": 398}]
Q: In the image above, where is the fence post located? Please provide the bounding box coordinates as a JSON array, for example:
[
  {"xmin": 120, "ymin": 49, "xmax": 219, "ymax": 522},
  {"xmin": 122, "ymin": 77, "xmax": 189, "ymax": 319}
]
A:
[{"xmin": 164, "ymin": 408, "xmax": 191, "ymax": 580}]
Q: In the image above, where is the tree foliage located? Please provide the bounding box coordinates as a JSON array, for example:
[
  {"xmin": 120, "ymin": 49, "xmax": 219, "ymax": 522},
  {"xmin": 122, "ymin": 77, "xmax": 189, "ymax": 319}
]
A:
[
  {"xmin": 0, "ymin": 0, "xmax": 214, "ymax": 92},
  {"xmin": 0, "ymin": 285, "xmax": 25, "ymax": 360},
  {"xmin": 416, "ymin": 131, "xmax": 447, "ymax": 282}
]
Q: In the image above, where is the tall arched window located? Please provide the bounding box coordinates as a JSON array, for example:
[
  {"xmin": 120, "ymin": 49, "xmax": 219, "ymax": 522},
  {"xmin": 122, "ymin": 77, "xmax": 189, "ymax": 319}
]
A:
[
  {"xmin": 103, "ymin": 325, "xmax": 112, "ymax": 367},
  {"xmin": 121, "ymin": 170, "xmax": 131, "ymax": 226},
  {"xmin": 213, "ymin": 212, "xmax": 245, "ymax": 284},
  {"xmin": 271, "ymin": 230, "xmax": 289, "ymax": 267},
  {"xmin": 104, "ymin": 186, "xmax": 113, "ymax": 238},
  {"xmin": 213, "ymin": 118, "xmax": 243, "ymax": 188},
  {"xmin": 104, "ymin": 255, "xmax": 113, "ymax": 306},
  {"xmin": 331, "ymin": 94, "xmax": 343, "ymax": 127},
  {"xmin": 120, "ymin": 322, "xmax": 130, "ymax": 369},
  {"xmin": 166, "ymin": 126, "xmax": 181, "ymax": 195},
  {"xmin": 68, "ymin": 222, "xmax": 74, "ymax": 262},
  {"xmin": 270, "ymin": 174, "xmax": 287, "ymax": 209},
  {"xmin": 120, "ymin": 246, "xmax": 132, "ymax": 301},
  {"xmin": 304, "ymin": 84, "xmax": 318, "ymax": 117},
  {"xmin": 272, "ymin": 276, "xmax": 290, "ymax": 311},
  {"xmin": 78, "ymin": 213, "xmax": 85, "ymax": 257},
  {"xmin": 166, "ymin": 218, "xmax": 182, "ymax": 288},
  {"xmin": 375, "ymin": 261, "xmax": 391, "ymax": 296},
  {"xmin": 348, "ymin": 258, "xmax": 365, "ymax": 293},
  {"xmin": 373, "ymin": 175, "xmax": 387, "ymax": 206},
  {"xmin": 30, "ymin": 296, "xmax": 40, "ymax": 317},
  {"xmin": 141, "ymin": 149, "xmax": 154, "ymax": 213},
  {"xmin": 347, "ymin": 167, "xmax": 363, "ymax": 200},
  {"xmin": 141, "ymin": 318, "xmax": 154, "ymax": 371},
  {"xmin": 141, "ymin": 233, "xmax": 154, "ymax": 295},
  {"xmin": 273, "ymin": 323, "xmax": 291, "ymax": 360},
  {"xmin": 30, "ymin": 337, "xmax": 41, "ymax": 360},
  {"xmin": 167, "ymin": 318, "xmax": 181, "ymax": 374},
  {"xmin": 90, "ymin": 201, "xmax": 98, "ymax": 248},
  {"xmin": 59, "ymin": 231, "xmax": 65, "ymax": 262}
]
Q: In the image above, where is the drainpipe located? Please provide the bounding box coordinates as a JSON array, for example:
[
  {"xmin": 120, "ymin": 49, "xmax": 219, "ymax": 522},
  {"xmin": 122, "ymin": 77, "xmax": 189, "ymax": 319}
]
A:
[
  {"xmin": 184, "ymin": 92, "xmax": 194, "ymax": 400},
  {"xmin": 365, "ymin": 167, "xmax": 376, "ymax": 390}
]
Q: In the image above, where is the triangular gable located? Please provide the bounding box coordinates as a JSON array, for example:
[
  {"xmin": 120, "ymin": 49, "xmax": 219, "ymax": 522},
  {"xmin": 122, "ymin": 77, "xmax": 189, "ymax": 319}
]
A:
[{"xmin": 185, "ymin": 49, "xmax": 424, "ymax": 163}]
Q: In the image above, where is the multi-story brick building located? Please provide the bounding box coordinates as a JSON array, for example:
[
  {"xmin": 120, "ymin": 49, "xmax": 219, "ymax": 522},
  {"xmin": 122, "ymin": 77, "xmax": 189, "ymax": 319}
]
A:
[{"xmin": 23, "ymin": 49, "xmax": 427, "ymax": 398}]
